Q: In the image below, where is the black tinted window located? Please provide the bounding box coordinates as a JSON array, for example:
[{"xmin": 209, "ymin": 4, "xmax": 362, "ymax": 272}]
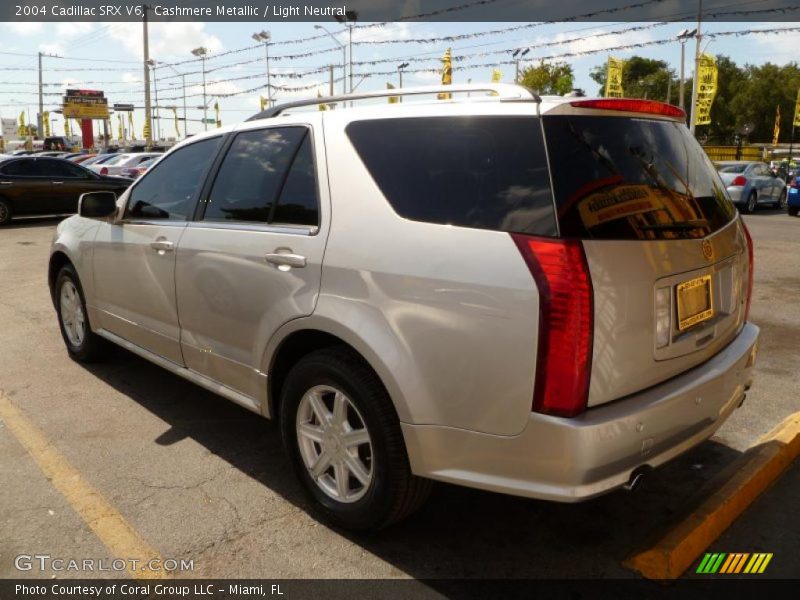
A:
[
  {"xmin": 543, "ymin": 116, "xmax": 735, "ymax": 240},
  {"xmin": 125, "ymin": 137, "xmax": 221, "ymax": 221},
  {"xmin": 39, "ymin": 159, "xmax": 89, "ymax": 178},
  {"xmin": 346, "ymin": 117, "xmax": 556, "ymax": 235},
  {"xmin": 273, "ymin": 135, "xmax": 319, "ymax": 226},
  {"xmin": 204, "ymin": 127, "xmax": 306, "ymax": 223},
  {"xmin": 1, "ymin": 159, "xmax": 39, "ymax": 176}
]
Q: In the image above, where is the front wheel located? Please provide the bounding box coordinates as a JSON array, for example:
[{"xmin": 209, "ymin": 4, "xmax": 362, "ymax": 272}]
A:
[
  {"xmin": 280, "ymin": 347, "xmax": 432, "ymax": 531},
  {"xmin": 55, "ymin": 264, "xmax": 110, "ymax": 362}
]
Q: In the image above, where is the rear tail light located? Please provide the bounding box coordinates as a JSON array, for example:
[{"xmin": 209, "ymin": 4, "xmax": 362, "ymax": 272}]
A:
[
  {"xmin": 732, "ymin": 175, "xmax": 747, "ymax": 187},
  {"xmin": 569, "ymin": 98, "xmax": 685, "ymax": 119},
  {"xmin": 100, "ymin": 167, "xmax": 108, "ymax": 175},
  {"xmin": 511, "ymin": 234, "xmax": 594, "ymax": 418},
  {"xmin": 742, "ymin": 221, "xmax": 754, "ymax": 322}
]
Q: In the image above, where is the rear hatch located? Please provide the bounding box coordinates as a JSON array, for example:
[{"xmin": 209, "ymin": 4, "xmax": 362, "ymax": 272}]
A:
[{"xmin": 541, "ymin": 104, "xmax": 750, "ymax": 407}]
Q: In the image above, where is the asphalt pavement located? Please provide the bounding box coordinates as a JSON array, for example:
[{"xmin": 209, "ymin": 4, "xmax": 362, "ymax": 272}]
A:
[{"xmin": 0, "ymin": 210, "xmax": 797, "ymax": 581}]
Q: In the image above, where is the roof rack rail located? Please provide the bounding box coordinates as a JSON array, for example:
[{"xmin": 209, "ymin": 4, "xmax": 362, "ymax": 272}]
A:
[{"xmin": 247, "ymin": 84, "xmax": 541, "ymax": 121}]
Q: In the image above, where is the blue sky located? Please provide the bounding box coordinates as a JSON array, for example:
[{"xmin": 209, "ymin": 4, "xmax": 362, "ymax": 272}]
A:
[{"xmin": 1, "ymin": 19, "xmax": 798, "ymax": 139}]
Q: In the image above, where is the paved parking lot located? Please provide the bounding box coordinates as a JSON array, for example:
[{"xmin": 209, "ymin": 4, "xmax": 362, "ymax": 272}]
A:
[{"xmin": 1, "ymin": 211, "xmax": 798, "ymax": 580}]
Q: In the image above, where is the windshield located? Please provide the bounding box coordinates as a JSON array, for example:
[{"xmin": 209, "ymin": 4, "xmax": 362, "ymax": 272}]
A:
[{"xmin": 542, "ymin": 115, "xmax": 735, "ymax": 240}]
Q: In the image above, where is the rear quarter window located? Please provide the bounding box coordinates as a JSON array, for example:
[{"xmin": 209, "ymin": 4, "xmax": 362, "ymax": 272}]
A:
[{"xmin": 346, "ymin": 116, "xmax": 557, "ymax": 236}]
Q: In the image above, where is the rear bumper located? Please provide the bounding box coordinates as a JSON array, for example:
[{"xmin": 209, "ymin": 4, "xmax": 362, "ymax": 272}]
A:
[
  {"xmin": 726, "ymin": 186, "xmax": 745, "ymax": 203},
  {"xmin": 402, "ymin": 322, "xmax": 759, "ymax": 502},
  {"xmin": 788, "ymin": 187, "xmax": 800, "ymax": 207}
]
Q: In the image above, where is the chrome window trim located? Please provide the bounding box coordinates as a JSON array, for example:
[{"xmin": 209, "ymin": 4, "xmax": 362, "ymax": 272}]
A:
[
  {"xmin": 116, "ymin": 219, "xmax": 189, "ymax": 227},
  {"xmin": 186, "ymin": 220, "xmax": 319, "ymax": 236}
]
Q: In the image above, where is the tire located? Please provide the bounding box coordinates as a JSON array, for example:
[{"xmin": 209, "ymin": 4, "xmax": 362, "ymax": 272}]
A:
[
  {"xmin": 743, "ymin": 191, "xmax": 757, "ymax": 214},
  {"xmin": 0, "ymin": 199, "xmax": 12, "ymax": 226},
  {"xmin": 789, "ymin": 206, "xmax": 799, "ymax": 217},
  {"xmin": 54, "ymin": 264, "xmax": 110, "ymax": 362},
  {"xmin": 777, "ymin": 189, "xmax": 788, "ymax": 210},
  {"xmin": 280, "ymin": 346, "xmax": 432, "ymax": 531}
]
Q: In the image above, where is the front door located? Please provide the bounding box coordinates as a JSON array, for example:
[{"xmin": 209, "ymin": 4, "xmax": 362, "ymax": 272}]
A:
[
  {"xmin": 175, "ymin": 119, "xmax": 328, "ymax": 399},
  {"xmin": 91, "ymin": 136, "xmax": 223, "ymax": 364}
]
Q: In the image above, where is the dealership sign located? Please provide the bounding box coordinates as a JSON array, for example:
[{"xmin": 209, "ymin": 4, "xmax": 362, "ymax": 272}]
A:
[
  {"xmin": 63, "ymin": 89, "xmax": 109, "ymax": 119},
  {"xmin": 1, "ymin": 117, "xmax": 18, "ymax": 140}
]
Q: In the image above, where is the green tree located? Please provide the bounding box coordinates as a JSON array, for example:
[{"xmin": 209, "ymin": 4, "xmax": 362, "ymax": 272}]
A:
[
  {"xmin": 520, "ymin": 60, "xmax": 574, "ymax": 95},
  {"xmin": 729, "ymin": 61, "xmax": 800, "ymax": 143},
  {"xmin": 590, "ymin": 56, "xmax": 676, "ymax": 102}
]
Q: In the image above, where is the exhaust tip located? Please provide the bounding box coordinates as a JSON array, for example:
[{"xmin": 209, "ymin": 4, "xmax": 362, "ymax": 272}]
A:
[{"xmin": 623, "ymin": 466, "xmax": 652, "ymax": 492}]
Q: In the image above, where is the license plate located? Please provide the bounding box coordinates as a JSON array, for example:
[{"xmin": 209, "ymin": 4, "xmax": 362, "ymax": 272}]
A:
[{"xmin": 676, "ymin": 274, "xmax": 713, "ymax": 331}]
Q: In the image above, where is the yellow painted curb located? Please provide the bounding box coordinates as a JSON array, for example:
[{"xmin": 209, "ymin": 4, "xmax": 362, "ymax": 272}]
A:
[{"xmin": 623, "ymin": 411, "xmax": 800, "ymax": 580}]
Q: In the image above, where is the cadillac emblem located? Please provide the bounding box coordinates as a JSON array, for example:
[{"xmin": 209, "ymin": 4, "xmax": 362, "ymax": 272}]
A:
[{"xmin": 701, "ymin": 239, "xmax": 714, "ymax": 262}]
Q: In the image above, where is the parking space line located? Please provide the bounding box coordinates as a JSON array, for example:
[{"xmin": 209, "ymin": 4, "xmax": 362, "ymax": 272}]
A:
[
  {"xmin": 0, "ymin": 390, "xmax": 167, "ymax": 579},
  {"xmin": 624, "ymin": 411, "xmax": 800, "ymax": 579}
]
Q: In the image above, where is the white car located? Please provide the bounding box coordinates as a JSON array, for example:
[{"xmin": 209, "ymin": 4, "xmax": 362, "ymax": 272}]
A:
[{"xmin": 89, "ymin": 152, "xmax": 162, "ymax": 177}]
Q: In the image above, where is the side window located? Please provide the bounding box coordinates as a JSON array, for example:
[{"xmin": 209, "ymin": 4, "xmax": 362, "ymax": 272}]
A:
[
  {"xmin": 39, "ymin": 159, "xmax": 88, "ymax": 178},
  {"xmin": 1, "ymin": 160, "xmax": 40, "ymax": 176},
  {"xmin": 124, "ymin": 137, "xmax": 221, "ymax": 221},
  {"xmin": 203, "ymin": 127, "xmax": 306, "ymax": 223},
  {"xmin": 273, "ymin": 135, "xmax": 319, "ymax": 226}
]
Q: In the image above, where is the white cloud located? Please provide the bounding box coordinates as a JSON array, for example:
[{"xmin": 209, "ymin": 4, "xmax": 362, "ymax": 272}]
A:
[
  {"xmin": 107, "ymin": 22, "xmax": 223, "ymax": 61},
  {"xmin": 527, "ymin": 29, "xmax": 656, "ymax": 61},
  {"xmin": 351, "ymin": 22, "xmax": 413, "ymax": 44},
  {"xmin": 122, "ymin": 72, "xmax": 142, "ymax": 84},
  {"xmin": 39, "ymin": 43, "xmax": 64, "ymax": 56},
  {"xmin": 751, "ymin": 28, "xmax": 800, "ymax": 62},
  {"xmin": 56, "ymin": 22, "xmax": 94, "ymax": 39},
  {"xmin": 5, "ymin": 22, "xmax": 44, "ymax": 36}
]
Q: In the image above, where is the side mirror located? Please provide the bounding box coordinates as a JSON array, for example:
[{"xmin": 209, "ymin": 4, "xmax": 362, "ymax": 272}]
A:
[{"xmin": 79, "ymin": 191, "xmax": 117, "ymax": 219}]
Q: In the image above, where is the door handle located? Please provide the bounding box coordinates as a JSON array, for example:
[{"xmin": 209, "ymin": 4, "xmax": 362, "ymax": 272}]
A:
[
  {"xmin": 52, "ymin": 181, "xmax": 64, "ymax": 185},
  {"xmin": 1, "ymin": 181, "xmax": 13, "ymax": 185},
  {"xmin": 150, "ymin": 240, "xmax": 175, "ymax": 254},
  {"xmin": 265, "ymin": 252, "xmax": 306, "ymax": 270}
]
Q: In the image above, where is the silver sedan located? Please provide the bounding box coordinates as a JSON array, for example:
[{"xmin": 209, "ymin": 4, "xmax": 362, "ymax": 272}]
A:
[{"xmin": 717, "ymin": 161, "xmax": 788, "ymax": 213}]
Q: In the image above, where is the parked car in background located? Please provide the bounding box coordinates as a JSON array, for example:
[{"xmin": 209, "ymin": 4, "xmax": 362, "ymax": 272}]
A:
[
  {"xmin": 788, "ymin": 175, "xmax": 799, "ymax": 216},
  {"xmin": 82, "ymin": 154, "xmax": 126, "ymax": 169},
  {"xmin": 34, "ymin": 151, "xmax": 71, "ymax": 158},
  {"xmin": 0, "ymin": 156, "xmax": 131, "ymax": 225},
  {"xmin": 716, "ymin": 161, "xmax": 787, "ymax": 213},
  {"xmin": 119, "ymin": 156, "xmax": 158, "ymax": 180},
  {"xmin": 49, "ymin": 87, "xmax": 759, "ymax": 531},
  {"xmin": 69, "ymin": 153, "xmax": 97, "ymax": 164},
  {"xmin": 94, "ymin": 152, "xmax": 162, "ymax": 176}
]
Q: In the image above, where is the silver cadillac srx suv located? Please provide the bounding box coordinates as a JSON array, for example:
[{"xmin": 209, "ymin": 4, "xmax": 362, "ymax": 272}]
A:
[{"xmin": 49, "ymin": 85, "xmax": 759, "ymax": 530}]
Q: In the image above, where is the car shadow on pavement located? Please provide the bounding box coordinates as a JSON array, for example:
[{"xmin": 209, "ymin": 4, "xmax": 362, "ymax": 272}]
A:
[
  {"xmin": 81, "ymin": 347, "xmax": 743, "ymax": 580},
  {"xmin": 2, "ymin": 216, "xmax": 68, "ymax": 230}
]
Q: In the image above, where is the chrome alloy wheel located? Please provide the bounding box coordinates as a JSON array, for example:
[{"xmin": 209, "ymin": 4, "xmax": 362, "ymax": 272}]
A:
[
  {"xmin": 0, "ymin": 202, "xmax": 9, "ymax": 224},
  {"xmin": 296, "ymin": 385, "xmax": 374, "ymax": 503},
  {"xmin": 59, "ymin": 280, "xmax": 86, "ymax": 347}
]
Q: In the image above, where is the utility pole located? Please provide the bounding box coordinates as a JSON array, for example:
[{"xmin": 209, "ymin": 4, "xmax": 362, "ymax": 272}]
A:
[
  {"xmin": 146, "ymin": 60, "xmax": 160, "ymax": 141},
  {"xmin": 676, "ymin": 28, "xmax": 697, "ymax": 112},
  {"xmin": 191, "ymin": 47, "xmax": 208, "ymax": 131},
  {"xmin": 315, "ymin": 25, "xmax": 346, "ymax": 95},
  {"xmin": 689, "ymin": 0, "xmax": 703, "ymax": 135},
  {"xmin": 37, "ymin": 52, "xmax": 43, "ymax": 140},
  {"xmin": 142, "ymin": 3, "xmax": 152, "ymax": 148},
  {"xmin": 252, "ymin": 31, "xmax": 272, "ymax": 107},
  {"xmin": 329, "ymin": 65, "xmax": 334, "ymax": 96}
]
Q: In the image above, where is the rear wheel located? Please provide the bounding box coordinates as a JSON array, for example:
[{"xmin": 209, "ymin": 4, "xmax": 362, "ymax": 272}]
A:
[
  {"xmin": 743, "ymin": 191, "xmax": 757, "ymax": 214},
  {"xmin": 280, "ymin": 347, "xmax": 432, "ymax": 531},
  {"xmin": 55, "ymin": 264, "xmax": 110, "ymax": 362},
  {"xmin": 776, "ymin": 189, "xmax": 787, "ymax": 210},
  {"xmin": 0, "ymin": 199, "xmax": 12, "ymax": 225}
]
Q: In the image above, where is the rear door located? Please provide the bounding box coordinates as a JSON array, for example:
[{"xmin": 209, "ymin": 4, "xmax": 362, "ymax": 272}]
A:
[
  {"xmin": 174, "ymin": 118, "xmax": 328, "ymax": 400},
  {"xmin": 750, "ymin": 163, "xmax": 775, "ymax": 201},
  {"xmin": 0, "ymin": 159, "xmax": 53, "ymax": 215},
  {"xmin": 542, "ymin": 111, "xmax": 748, "ymax": 407}
]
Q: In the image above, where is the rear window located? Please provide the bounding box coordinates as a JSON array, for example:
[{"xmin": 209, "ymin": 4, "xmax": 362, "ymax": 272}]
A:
[
  {"xmin": 346, "ymin": 117, "xmax": 557, "ymax": 236},
  {"xmin": 543, "ymin": 116, "xmax": 735, "ymax": 240},
  {"xmin": 717, "ymin": 164, "xmax": 747, "ymax": 173}
]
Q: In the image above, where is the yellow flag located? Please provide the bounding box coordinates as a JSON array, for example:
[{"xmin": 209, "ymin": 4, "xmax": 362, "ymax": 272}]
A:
[
  {"xmin": 43, "ymin": 111, "xmax": 51, "ymax": 137},
  {"xmin": 387, "ymin": 82, "xmax": 399, "ymax": 104},
  {"xmin": 18, "ymin": 111, "xmax": 26, "ymax": 137},
  {"xmin": 316, "ymin": 90, "xmax": 327, "ymax": 111},
  {"xmin": 438, "ymin": 48, "xmax": 453, "ymax": 100},
  {"xmin": 143, "ymin": 117, "xmax": 151, "ymax": 141},
  {"xmin": 173, "ymin": 107, "xmax": 180, "ymax": 137},
  {"xmin": 214, "ymin": 100, "xmax": 221, "ymax": 128},
  {"xmin": 694, "ymin": 53, "xmax": 718, "ymax": 126},
  {"xmin": 260, "ymin": 96, "xmax": 267, "ymax": 112},
  {"xmin": 64, "ymin": 117, "xmax": 71, "ymax": 137},
  {"xmin": 117, "ymin": 114, "xmax": 124, "ymax": 141},
  {"xmin": 491, "ymin": 69, "xmax": 503, "ymax": 83},
  {"xmin": 605, "ymin": 57, "xmax": 624, "ymax": 98},
  {"xmin": 128, "ymin": 112, "xmax": 135, "ymax": 139},
  {"xmin": 793, "ymin": 89, "xmax": 800, "ymax": 128},
  {"xmin": 773, "ymin": 105, "xmax": 781, "ymax": 145}
]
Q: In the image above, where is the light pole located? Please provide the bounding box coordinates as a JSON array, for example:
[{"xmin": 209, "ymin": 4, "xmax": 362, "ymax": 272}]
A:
[
  {"xmin": 512, "ymin": 48, "xmax": 530, "ymax": 83},
  {"xmin": 676, "ymin": 28, "xmax": 697, "ymax": 112},
  {"xmin": 146, "ymin": 59, "xmax": 160, "ymax": 141},
  {"xmin": 689, "ymin": 0, "xmax": 703, "ymax": 135},
  {"xmin": 397, "ymin": 62, "xmax": 409, "ymax": 88},
  {"xmin": 314, "ymin": 25, "xmax": 346, "ymax": 95},
  {"xmin": 335, "ymin": 10, "xmax": 358, "ymax": 93},
  {"xmin": 165, "ymin": 63, "xmax": 188, "ymax": 138},
  {"xmin": 191, "ymin": 47, "xmax": 208, "ymax": 131},
  {"xmin": 252, "ymin": 31, "xmax": 272, "ymax": 107}
]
